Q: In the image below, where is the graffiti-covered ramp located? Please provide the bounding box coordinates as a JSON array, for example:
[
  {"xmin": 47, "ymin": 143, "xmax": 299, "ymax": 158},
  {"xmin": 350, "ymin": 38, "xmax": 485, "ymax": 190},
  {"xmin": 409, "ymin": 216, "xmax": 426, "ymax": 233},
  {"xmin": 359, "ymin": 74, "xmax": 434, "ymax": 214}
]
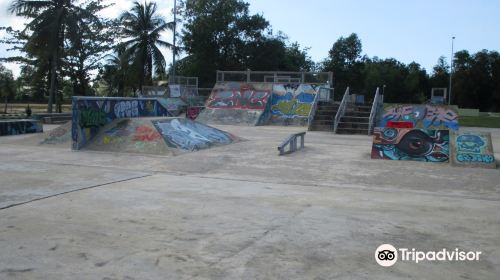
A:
[{"xmin": 83, "ymin": 117, "xmax": 241, "ymax": 155}]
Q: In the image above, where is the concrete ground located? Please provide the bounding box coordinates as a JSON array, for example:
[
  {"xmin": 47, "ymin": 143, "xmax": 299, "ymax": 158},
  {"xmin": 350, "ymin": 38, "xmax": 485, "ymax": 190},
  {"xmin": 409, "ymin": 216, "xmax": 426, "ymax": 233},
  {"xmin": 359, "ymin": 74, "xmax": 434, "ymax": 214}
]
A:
[{"xmin": 0, "ymin": 123, "xmax": 499, "ymax": 280}]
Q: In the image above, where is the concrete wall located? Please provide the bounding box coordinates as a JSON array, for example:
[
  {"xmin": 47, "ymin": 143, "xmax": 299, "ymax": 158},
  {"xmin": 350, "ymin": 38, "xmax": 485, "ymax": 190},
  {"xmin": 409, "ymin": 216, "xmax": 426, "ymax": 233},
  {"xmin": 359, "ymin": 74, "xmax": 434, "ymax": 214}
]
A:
[
  {"xmin": 377, "ymin": 104, "xmax": 459, "ymax": 130},
  {"xmin": 267, "ymin": 84, "xmax": 318, "ymax": 126},
  {"xmin": 371, "ymin": 127, "xmax": 449, "ymax": 162},
  {"xmin": 196, "ymin": 82, "xmax": 273, "ymax": 126},
  {"xmin": 450, "ymin": 131, "xmax": 496, "ymax": 168},
  {"xmin": 197, "ymin": 82, "xmax": 320, "ymax": 126},
  {"xmin": 0, "ymin": 119, "xmax": 43, "ymax": 136},
  {"xmin": 72, "ymin": 97, "xmax": 171, "ymax": 150}
]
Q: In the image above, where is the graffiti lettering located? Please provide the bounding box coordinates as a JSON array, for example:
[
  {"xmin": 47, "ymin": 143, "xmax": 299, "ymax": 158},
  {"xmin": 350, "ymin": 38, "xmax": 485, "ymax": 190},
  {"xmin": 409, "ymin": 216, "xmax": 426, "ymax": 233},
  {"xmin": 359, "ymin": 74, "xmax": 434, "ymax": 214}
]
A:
[
  {"xmin": 80, "ymin": 108, "xmax": 107, "ymax": 128},
  {"xmin": 114, "ymin": 100, "xmax": 139, "ymax": 118},
  {"xmin": 456, "ymin": 153, "xmax": 494, "ymax": 163},
  {"xmin": 271, "ymin": 99, "xmax": 312, "ymax": 117},
  {"xmin": 207, "ymin": 84, "xmax": 271, "ymax": 110},
  {"xmin": 133, "ymin": 126, "xmax": 161, "ymax": 142},
  {"xmin": 379, "ymin": 104, "xmax": 458, "ymax": 130}
]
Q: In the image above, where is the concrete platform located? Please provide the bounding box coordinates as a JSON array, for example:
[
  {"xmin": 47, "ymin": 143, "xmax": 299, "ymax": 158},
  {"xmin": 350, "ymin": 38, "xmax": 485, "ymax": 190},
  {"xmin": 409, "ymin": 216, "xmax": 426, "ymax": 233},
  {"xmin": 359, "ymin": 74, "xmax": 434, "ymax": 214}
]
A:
[{"xmin": 0, "ymin": 124, "xmax": 499, "ymax": 279}]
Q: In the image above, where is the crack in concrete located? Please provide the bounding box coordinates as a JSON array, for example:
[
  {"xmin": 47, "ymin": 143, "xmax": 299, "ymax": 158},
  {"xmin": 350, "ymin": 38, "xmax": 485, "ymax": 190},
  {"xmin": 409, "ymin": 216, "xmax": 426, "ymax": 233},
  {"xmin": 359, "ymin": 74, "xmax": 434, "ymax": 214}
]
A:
[{"xmin": 0, "ymin": 174, "xmax": 152, "ymax": 211}]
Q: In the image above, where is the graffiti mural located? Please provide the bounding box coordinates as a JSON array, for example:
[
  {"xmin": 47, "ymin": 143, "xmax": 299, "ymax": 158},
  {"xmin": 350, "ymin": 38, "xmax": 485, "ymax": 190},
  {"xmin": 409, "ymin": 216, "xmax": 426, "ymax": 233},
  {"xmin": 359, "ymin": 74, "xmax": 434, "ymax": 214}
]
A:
[
  {"xmin": 266, "ymin": 84, "xmax": 319, "ymax": 126},
  {"xmin": 197, "ymin": 82, "xmax": 273, "ymax": 125},
  {"xmin": 270, "ymin": 84, "xmax": 316, "ymax": 117},
  {"xmin": 153, "ymin": 118, "xmax": 239, "ymax": 151},
  {"xmin": 72, "ymin": 97, "xmax": 171, "ymax": 150},
  {"xmin": 378, "ymin": 104, "xmax": 459, "ymax": 130},
  {"xmin": 451, "ymin": 131, "xmax": 496, "ymax": 168},
  {"xmin": 40, "ymin": 122, "xmax": 71, "ymax": 144},
  {"xmin": 133, "ymin": 125, "xmax": 162, "ymax": 142},
  {"xmin": 371, "ymin": 127, "xmax": 449, "ymax": 162},
  {"xmin": 206, "ymin": 83, "xmax": 271, "ymax": 110},
  {"xmin": 186, "ymin": 106, "xmax": 204, "ymax": 120},
  {"xmin": 0, "ymin": 119, "xmax": 43, "ymax": 136}
]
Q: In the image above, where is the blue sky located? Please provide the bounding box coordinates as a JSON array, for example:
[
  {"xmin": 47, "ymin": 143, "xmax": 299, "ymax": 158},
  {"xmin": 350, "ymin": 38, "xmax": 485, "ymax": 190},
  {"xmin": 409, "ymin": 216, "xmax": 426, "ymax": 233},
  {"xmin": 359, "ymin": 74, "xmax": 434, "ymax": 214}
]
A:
[
  {"xmin": 1, "ymin": 0, "xmax": 499, "ymax": 76},
  {"xmin": 248, "ymin": 0, "xmax": 500, "ymax": 72}
]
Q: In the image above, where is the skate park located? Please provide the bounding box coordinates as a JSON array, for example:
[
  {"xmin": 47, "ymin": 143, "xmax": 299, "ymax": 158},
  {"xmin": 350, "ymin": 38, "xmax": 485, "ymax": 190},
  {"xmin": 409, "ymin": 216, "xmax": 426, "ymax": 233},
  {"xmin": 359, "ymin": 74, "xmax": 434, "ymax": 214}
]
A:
[{"xmin": 0, "ymin": 70, "xmax": 499, "ymax": 279}]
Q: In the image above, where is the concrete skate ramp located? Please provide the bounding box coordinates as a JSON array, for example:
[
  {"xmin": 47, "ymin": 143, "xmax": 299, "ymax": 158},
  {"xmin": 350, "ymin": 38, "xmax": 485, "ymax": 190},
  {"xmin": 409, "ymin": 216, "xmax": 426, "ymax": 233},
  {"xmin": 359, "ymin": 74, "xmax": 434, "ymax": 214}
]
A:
[
  {"xmin": 267, "ymin": 84, "xmax": 320, "ymax": 126},
  {"xmin": 72, "ymin": 97, "xmax": 172, "ymax": 150},
  {"xmin": 377, "ymin": 104, "xmax": 459, "ymax": 130},
  {"xmin": 40, "ymin": 121, "xmax": 72, "ymax": 145},
  {"xmin": 371, "ymin": 127, "xmax": 450, "ymax": 162},
  {"xmin": 0, "ymin": 119, "xmax": 43, "ymax": 136},
  {"xmin": 196, "ymin": 82, "xmax": 273, "ymax": 125},
  {"xmin": 450, "ymin": 131, "xmax": 496, "ymax": 168},
  {"xmin": 84, "ymin": 117, "xmax": 241, "ymax": 155}
]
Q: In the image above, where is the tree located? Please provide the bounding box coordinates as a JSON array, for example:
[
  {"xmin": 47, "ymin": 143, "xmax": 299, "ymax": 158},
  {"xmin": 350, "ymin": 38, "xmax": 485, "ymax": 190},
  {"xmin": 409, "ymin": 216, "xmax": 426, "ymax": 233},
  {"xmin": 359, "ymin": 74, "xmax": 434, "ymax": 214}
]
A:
[
  {"xmin": 322, "ymin": 33, "xmax": 364, "ymax": 94},
  {"xmin": 180, "ymin": 0, "xmax": 269, "ymax": 87},
  {"xmin": 9, "ymin": 0, "xmax": 105, "ymax": 112},
  {"xmin": 119, "ymin": 1, "xmax": 174, "ymax": 92},
  {"xmin": 0, "ymin": 64, "xmax": 16, "ymax": 113},
  {"xmin": 63, "ymin": 1, "xmax": 116, "ymax": 97}
]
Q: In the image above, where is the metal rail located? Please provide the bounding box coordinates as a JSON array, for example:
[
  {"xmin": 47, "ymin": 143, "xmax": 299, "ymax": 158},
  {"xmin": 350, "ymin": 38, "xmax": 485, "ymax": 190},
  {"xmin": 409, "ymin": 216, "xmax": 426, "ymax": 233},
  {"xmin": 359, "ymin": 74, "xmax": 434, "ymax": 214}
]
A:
[
  {"xmin": 368, "ymin": 88, "xmax": 383, "ymax": 135},
  {"xmin": 216, "ymin": 70, "xmax": 333, "ymax": 85},
  {"xmin": 278, "ymin": 132, "xmax": 306, "ymax": 155},
  {"xmin": 307, "ymin": 87, "xmax": 323, "ymax": 130},
  {"xmin": 333, "ymin": 87, "xmax": 350, "ymax": 133}
]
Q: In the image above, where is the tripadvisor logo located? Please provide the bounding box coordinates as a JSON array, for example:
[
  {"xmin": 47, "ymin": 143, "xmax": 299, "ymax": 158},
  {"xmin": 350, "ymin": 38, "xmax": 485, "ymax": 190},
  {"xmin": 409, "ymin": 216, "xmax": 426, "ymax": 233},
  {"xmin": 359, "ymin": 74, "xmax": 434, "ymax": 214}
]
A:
[{"xmin": 375, "ymin": 244, "xmax": 481, "ymax": 267}]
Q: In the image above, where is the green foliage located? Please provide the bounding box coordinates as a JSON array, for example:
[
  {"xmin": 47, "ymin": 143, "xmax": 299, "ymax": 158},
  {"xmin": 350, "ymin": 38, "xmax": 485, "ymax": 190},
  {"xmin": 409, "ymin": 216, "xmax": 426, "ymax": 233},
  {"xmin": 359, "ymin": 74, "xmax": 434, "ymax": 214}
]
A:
[
  {"xmin": 179, "ymin": 0, "xmax": 313, "ymax": 87},
  {"xmin": 0, "ymin": 64, "xmax": 16, "ymax": 113},
  {"xmin": 118, "ymin": 1, "xmax": 174, "ymax": 90},
  {"xmin": 460, "ymin": 116, "xmax": 500, "ymax": 128}
]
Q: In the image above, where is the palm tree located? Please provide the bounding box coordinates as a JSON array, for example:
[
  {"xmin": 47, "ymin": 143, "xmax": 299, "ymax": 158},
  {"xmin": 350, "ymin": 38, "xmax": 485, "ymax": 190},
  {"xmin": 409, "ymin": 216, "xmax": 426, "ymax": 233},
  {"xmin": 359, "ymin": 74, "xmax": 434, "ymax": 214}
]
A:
[
  {"xmin": 119, "ymin": 1, "xmax": 174, "ymax": 93},
  {"xmin": 9, "ymin": 0, "xmax": 97, "ymax": 113}
]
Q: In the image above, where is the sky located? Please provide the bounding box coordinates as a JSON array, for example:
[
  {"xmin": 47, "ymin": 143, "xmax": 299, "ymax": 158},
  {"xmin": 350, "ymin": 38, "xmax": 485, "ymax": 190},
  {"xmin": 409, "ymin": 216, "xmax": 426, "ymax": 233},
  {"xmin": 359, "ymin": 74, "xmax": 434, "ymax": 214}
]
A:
[{"xmin": 1, "ymin": 0, "xmax": 499, "ymax": 77}]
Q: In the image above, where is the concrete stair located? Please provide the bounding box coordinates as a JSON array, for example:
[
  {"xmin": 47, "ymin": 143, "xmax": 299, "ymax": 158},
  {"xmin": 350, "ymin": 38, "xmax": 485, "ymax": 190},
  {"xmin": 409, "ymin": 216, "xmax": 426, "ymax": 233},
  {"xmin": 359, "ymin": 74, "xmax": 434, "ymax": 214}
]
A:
[
  {"xmin": 309, "ymin": 102, "xmax": 339, "ymax": 131},
  {"xmin": 336, "ymin": 104, "xmax": 371, "ymax": 135}
]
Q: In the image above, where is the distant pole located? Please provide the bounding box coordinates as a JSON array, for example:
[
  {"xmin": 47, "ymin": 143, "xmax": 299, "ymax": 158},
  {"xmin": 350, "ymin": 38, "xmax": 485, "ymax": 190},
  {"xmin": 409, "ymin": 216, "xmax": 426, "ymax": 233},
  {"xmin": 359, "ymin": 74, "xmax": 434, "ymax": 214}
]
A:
[
  {"xmin": 172, "ymin": 0, "xmax": 177, "ymax": 84},
  {"xmin": 448, "ymin": 36, "xmax": 455, "ymax": 105}
]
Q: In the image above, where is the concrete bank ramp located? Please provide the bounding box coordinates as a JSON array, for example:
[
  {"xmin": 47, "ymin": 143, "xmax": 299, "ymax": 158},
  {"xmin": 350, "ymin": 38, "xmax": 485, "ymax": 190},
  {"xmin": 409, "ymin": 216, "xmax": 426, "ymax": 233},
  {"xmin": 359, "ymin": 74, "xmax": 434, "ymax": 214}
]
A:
[
  {"xmin": 197, "ymin": 82, "xmax": 322, "ymax": 126},
  {"xmin": 196, "ymin": 82, "xmax": 273, "ymax": 125},
  {"xmin": 40, "ymin": 121, "xmax": 72, "ymax": 145},
  {"xmin": 84, "ymin": 117, "xmax": 241, "ymax": 155}
]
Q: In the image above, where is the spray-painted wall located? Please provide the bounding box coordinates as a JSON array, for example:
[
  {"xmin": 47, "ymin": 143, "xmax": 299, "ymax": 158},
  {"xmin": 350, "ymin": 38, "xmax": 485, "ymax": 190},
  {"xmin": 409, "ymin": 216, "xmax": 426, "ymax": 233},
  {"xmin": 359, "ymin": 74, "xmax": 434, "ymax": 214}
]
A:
[
  {"xmin": 371, "ymin": 127, "xmax": 449, "ymax": 162},
  {"xmin": 0, "ymin": 119, "xmax": 43, "ymax": 136},
  {"xmin": 196, "ymin": 82, "xmax": 273, "ymax": 125},
  {"xmin": 152, "ymin": 118, "xmax": 239, "ymax": 151},
  {"xmin": 197, "ymin": 82, "xmax": 321, "ymax": 126},
  {"xmin": 72, "ymin": 97, "xmax": 170, "ymax": 150},
  {"xmin": 377, "ymin": 104, "xmax": 459, "ymax": 130},
  {"xmin": 450, "ymin": 131, "xmax": 496, "ymax": 168},
  {"xmin": 267, "ymin": 84, "xmax": 318, "ymax": 126}
]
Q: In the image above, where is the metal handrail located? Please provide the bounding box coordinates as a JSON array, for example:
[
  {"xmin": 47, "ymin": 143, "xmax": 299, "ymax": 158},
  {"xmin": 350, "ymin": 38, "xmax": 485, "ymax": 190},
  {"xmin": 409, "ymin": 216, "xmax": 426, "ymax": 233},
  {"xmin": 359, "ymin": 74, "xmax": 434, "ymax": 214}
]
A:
[
  {"xmin": 333, "ymin": 87, "xmax": 350, "ymax": 133},
  {"xmin": 278, "ymin": 132, "xmax": 306, "ymax": 155},
  {"xmin": 307, "ymin": 87, "xmax": 324, "ymax": 130},
  {"xmin": 368, "ymin": 87, "xmax": 381, "ymax": 135}
]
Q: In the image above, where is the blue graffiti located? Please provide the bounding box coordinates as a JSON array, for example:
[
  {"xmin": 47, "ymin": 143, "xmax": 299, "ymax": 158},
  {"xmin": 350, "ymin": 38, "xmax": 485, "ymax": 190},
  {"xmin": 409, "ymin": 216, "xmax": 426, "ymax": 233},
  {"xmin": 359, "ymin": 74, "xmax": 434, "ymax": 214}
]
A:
[
  {"xmin": 72, "ymin": 97, "xmax": 171, "ymax": 149},
  {"xmin": 456, "ymin": 135, "xmax": 485, "ymax": 153},
  {"xmin": 153, "ymin": 118, "xmax": 235, "ymax": 151}
]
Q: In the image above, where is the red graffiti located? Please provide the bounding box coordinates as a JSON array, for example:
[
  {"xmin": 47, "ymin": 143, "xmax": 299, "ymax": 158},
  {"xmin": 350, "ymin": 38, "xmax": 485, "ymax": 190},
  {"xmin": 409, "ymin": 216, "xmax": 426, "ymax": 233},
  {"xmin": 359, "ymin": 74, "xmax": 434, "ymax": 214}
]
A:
[
  {"xmin": 207, "ymin": 84, "xmax": 271, "ymax": 110},
  {"xmin": 133, "ymin": 126, "xmax": 161, "ymax": 142},
  {"xmin": 186, "ymin": 106, "xmax": 203, "ymax": 120},
  {"xmin": 387, "ymin": 121, "xmax": 413, "ymax": 128}
]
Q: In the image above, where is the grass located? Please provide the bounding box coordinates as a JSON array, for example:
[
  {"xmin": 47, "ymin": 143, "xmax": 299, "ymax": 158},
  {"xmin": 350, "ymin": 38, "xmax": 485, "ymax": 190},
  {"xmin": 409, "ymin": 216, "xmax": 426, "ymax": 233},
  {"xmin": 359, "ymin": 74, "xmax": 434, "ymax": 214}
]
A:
[{"xmin": 460, "ymin": 116, "xmax": 500, "ymax": 128}]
